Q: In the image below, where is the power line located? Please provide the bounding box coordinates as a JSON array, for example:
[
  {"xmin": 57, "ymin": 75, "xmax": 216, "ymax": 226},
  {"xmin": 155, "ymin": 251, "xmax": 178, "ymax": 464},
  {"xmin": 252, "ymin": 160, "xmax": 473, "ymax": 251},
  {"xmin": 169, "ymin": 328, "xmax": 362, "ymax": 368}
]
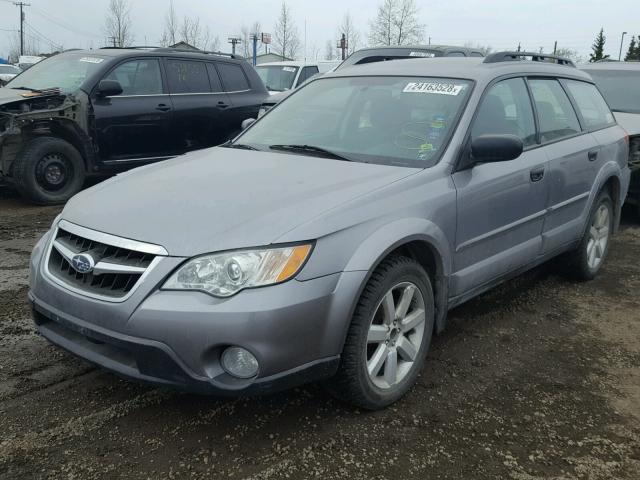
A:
[
  {"xmin": 30, "ymin": 6, "xmax": 102, "ymax": 39},
  {"xmin": 24, "ymin": 21, "xmax": 61, "ymax": 51}
]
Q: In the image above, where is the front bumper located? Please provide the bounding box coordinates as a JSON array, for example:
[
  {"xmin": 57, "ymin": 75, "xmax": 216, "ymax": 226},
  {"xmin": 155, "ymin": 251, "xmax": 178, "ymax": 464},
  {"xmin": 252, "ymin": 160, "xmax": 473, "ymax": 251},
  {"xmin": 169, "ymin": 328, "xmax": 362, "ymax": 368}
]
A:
[{"xmin": 29, "ymin": 235, "xmax": 366, "ymax": 395}]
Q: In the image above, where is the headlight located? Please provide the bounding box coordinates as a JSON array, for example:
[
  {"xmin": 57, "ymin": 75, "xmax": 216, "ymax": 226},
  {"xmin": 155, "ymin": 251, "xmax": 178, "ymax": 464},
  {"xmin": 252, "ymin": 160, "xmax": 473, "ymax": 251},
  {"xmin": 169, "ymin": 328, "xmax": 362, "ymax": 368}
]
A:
[{"xmin": 163, "ymin": 244, "xmax": 313, "ymax": 297}]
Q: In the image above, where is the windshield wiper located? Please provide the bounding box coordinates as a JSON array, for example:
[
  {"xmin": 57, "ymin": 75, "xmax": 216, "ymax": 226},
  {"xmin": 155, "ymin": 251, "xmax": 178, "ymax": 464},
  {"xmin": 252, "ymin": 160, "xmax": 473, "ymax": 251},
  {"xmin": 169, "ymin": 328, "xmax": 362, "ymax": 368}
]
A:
[
  {"xmin": 222, "ymin": 142, "xmax": 260, "ymax": 151},
  {"xmin": 11, "ymin": 86, "xmax": 43, "ymax": 92},
  {"xmin": 269, "ymin": 144, "xmax": 353, "ymax": 162}
]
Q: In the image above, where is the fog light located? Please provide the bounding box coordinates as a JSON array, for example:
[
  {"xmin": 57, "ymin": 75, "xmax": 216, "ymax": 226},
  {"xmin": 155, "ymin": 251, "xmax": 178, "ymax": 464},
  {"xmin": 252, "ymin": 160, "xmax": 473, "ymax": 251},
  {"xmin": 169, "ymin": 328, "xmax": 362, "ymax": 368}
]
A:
[{"xmin": 221, "ymin": 347, "xmax": 259, "ymax": 379}]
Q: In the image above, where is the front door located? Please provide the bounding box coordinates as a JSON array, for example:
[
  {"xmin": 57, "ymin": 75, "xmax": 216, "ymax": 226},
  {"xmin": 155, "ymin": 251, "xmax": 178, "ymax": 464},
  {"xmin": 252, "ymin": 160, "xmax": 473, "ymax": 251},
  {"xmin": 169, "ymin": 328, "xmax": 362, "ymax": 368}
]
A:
[
  {"xmin": 451, "ymin": 77, "xmax": 549, "ymax": 297},
  {"xmin": 91, "ymin": 58, "xmax": 174, "ymax": 162}
]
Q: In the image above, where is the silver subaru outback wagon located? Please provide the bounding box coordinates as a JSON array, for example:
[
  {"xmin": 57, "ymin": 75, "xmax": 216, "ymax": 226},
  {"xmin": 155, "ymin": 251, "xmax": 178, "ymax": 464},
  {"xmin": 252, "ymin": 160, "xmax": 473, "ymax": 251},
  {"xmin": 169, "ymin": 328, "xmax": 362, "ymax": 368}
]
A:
[{"xmin": 29, "ymin": 52, "xmax": 630, "ymax": 410}]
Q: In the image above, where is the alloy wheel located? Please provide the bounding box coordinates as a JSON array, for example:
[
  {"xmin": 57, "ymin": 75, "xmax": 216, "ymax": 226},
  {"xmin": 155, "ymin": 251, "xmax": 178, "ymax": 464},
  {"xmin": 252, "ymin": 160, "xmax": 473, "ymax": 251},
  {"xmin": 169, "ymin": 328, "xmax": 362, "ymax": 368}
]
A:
[
  {"xmin": 365, "ymin": 282, "xmax": 426, "ymax": 389},
  {"xmin": 586, "ymin": 204, "xmax": 611, "ymax": 270}
]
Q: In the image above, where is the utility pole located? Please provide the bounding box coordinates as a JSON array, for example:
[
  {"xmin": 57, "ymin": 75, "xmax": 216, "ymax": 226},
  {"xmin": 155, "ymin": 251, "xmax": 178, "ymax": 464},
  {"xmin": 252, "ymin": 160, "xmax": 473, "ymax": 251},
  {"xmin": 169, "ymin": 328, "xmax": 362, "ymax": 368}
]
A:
[
  {"xmin": 13, "ymin": 2, "xmax": 31, "ymax": 56},
  {"xmin": 553, "ymin": 41, "xmax": 557, "ymax": 55},
  {"xmin": 337, "ymin": 33, "xmax": 347, "ymax": 61},
  {"xmin": 228, "ymin": 37, "xmax": 241, "ymax": 55},
  {"xmin": 107, "ymin": 36, "xmax": 117, "ymax": 48}
]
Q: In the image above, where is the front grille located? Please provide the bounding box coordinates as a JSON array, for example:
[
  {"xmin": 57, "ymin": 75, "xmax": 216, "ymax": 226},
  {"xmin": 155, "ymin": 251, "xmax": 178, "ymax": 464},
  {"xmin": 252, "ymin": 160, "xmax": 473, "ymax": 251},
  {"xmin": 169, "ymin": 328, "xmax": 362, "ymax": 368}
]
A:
[{"xmin": 47, "ymin": 227, "xmax": 156, "ymax": 299}]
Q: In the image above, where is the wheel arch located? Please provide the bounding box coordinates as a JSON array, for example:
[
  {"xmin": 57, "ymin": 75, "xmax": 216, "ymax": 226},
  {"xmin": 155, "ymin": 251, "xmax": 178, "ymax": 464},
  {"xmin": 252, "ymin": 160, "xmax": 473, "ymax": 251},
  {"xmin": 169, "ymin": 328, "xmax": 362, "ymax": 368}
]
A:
[{"xmin": 341, "ymin": 219, "xmax": 452, "ymax": 342}]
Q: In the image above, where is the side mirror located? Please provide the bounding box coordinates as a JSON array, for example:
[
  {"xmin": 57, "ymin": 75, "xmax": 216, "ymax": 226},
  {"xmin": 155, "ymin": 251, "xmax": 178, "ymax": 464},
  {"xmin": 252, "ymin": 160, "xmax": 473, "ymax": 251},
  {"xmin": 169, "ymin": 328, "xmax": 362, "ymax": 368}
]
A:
[
  {"xmin": 470, "ymin": 134, "xmax": 523, "ymax": 164},
  {"xmin": 241, "ymin": 118, "xmax": 256, "ymax": 130},
  {"xmin": 96, "ymin": 79, "xmax": 123, "ymax": 97}
]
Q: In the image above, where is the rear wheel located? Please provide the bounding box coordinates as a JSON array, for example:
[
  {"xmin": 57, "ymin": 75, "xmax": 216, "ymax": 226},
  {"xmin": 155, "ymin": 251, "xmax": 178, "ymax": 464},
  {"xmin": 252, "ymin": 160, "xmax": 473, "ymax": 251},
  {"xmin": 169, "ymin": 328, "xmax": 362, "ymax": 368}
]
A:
[
  {"xmin": 564, "ymin": 191, "xmax": 613, "ymax": 281},
  {"xmin": 327, "ymin": 256, "xmax": 435, "ymax": 410},
  {"xmin": 13, "ymin": 136, "xmax": 86, "ymax": 205}
]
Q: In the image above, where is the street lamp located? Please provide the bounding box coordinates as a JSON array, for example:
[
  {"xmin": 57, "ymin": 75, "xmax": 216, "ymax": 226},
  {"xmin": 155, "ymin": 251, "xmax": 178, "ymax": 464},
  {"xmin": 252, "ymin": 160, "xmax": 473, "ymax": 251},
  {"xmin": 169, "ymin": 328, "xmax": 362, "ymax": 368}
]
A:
[{"xmin": 619, "ymin": 31, "xmax": 628, "ymax": 61}]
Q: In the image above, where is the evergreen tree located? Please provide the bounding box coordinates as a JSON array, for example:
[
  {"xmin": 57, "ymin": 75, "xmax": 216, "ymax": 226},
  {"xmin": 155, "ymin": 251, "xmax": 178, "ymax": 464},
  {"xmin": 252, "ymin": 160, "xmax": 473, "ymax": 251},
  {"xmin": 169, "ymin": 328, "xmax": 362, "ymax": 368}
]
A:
[
  {"xmin": 589, "ymin": 28, "xmax": 610, "ymax": 62},
  {"xmin": 625, "ymin": 35, "xmax": 640, "ymax": 61}
]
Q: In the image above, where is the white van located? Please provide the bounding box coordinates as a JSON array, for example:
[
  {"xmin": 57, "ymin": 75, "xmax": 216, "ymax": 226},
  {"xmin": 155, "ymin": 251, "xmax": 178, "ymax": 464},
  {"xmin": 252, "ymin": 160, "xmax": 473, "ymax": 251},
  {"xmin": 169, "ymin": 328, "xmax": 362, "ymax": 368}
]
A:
[{"xmin": 255, "ymin": 60, "xmax": 340, "ymax": 94}]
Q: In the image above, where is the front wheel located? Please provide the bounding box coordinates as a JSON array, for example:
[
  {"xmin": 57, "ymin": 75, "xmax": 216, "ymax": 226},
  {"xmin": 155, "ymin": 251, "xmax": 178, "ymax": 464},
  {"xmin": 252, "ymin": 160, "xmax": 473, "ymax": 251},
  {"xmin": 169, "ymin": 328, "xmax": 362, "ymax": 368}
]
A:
[
  {"xmin": 564, "ymin": 191, "xmax": 613, "ymax": 281},
  {"xmin": 327, "ymin": 256, "xmax": 435, "ymax": 410},
  {"xmin": 13, "ymin": 136, "xmax": 86, "ymax": 205}
]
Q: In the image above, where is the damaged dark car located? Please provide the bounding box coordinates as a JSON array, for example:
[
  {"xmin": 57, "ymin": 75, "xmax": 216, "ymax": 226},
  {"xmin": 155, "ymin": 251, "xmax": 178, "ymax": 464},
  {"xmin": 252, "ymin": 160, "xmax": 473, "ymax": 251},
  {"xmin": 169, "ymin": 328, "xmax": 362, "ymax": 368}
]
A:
[{"xmin": 0, "ymin": 48, "xmax": 267, "ymax": 204}]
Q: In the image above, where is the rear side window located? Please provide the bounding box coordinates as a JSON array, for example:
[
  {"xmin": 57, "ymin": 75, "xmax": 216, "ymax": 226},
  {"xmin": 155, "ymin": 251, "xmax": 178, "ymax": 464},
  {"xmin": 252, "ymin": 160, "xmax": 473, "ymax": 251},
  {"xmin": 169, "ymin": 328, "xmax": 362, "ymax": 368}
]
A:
[
  {"xmin": 105, "ymin": 59, "xmax": 163, "ymax": 95},
  {"xmin": 217, "ymin": 63, "xmax": 250, "ymax": 91},
  {"xmin": 297, "ymin": 66, "xmax": 319, "ymax": 86},
  {"xmin": 472, "ymin": 78, "xmax": 537, "ymax": 147},
  {"xmin": 564, "ymin": 80, "xmax": 615, "ymax": 129},
  {"xmin": 205, "ymin": 63, "xmax": 223, "ymax": 93},
  {"xmin": 166, "ymin": 60, "xmax": 210, "ymax": 94},
  {"xmin": 529, "ymin": 79, "xmax": 581, "ymax": 143}
]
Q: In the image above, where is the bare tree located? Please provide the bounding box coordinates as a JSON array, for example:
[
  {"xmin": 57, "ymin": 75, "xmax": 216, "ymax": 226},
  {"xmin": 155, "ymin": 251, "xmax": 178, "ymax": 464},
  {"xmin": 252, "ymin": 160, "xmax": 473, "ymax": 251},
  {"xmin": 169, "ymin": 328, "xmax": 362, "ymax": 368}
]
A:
[
  {"xmin": 240, "ymin": 22, "xmax": 262, "ymax": 58},
  {"xmin": 105, "ymin": 0, "xmax": 134, "ymax": 47},
  {"xmin": 338, "ymin": 13, "xmax": 361, "ymax": 55},
  {"xmin": 8, "ymin": 32, "xmax": 39, "ymax": 62},
  {"xmin": 178, "ymin": 16, "xmax": 218, "ymax": 50},
  {"xmin": 159, "ymin": 0, "xmax": 178, "ymax": 46},
  {"xmin": 463, "ymin": 41, "xmax": 493, "ymax": 56},
  {"xmin": 394, "ymin": 0, "xmax": 423, "ymax": 45},
  {"xmin": 555, "ymin": 47, "xmax": 584, "ymax": 63},
  {"xmin": 369, "ymin": 0, "xmax": 424, "ymax": 46},
  {"xmin": 324, "ymin": 39, "xmax": 336, "ymax": 60},
  {"xmin": 273, "ymin": 2, "xmax": 300, "ymax": 59}
]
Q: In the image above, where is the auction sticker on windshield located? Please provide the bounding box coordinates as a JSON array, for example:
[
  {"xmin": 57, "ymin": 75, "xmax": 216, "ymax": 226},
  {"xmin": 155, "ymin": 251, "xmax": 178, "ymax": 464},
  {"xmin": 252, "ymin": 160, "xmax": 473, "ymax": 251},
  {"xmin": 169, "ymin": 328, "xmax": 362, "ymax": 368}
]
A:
[
  {"xmin": 403, "ymin": 82, "xmax": 464, "ymax": 95},
  {"xmin": 79, "ymin": 57, "xmax": 104, "ymax": 64}
]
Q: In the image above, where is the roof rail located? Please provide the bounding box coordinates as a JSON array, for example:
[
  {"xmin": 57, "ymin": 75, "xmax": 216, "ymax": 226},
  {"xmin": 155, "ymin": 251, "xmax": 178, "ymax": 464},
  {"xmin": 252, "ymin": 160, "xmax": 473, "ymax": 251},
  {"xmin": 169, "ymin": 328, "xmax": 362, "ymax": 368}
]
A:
[
  {"xmin": 99, "ymin": 46, "xmax": 163, "ymax": 50},
  {"xmin": 98, "ymin": 46, "xmax": 243, "ymax": 60},
  {"xmin": 483, "ymin": 51, "xmax": 575, "ymax": 67}
]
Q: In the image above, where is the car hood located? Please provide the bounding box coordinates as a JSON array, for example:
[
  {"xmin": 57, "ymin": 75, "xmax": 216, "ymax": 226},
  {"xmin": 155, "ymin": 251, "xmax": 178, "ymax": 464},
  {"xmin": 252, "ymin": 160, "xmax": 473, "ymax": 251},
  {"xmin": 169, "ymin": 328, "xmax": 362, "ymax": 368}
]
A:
[
  {"xmin": 62, "ymin": 147, "xmax": 419, "ymax": 256},
  {"xmin": 0, "ymin": 86, "xmax": 25, "ymax": 104},
  {"xmin": 614, "ymin": 111, "xmax": 640, "ymax": 136}
]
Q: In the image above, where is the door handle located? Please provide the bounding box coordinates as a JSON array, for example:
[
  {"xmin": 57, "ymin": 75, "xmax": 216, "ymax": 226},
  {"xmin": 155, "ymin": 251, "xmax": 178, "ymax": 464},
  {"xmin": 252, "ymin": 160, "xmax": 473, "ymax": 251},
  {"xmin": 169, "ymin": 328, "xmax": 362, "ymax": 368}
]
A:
[
  {"xmin": 155, "ymin": 104, "xmax": 171, "ymax": 112},
  {"xmin": 217, "ymin": 101, "xmax": 229, "ymax": 109},
  {"xmin": 588, "ymin": 149, "xmax": 599, "ymax": 162},
  {"xmin": 530, "ymin": 167, "xmax": 545, "ymax": 183}
]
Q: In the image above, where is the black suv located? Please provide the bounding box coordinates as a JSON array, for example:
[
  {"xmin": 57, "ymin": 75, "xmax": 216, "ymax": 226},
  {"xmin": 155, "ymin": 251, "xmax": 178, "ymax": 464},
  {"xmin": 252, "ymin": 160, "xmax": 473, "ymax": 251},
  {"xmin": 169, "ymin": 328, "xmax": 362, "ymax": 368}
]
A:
[{"xmin": 0, "ymin": 48, "xmax": 268, "ymax": 204}]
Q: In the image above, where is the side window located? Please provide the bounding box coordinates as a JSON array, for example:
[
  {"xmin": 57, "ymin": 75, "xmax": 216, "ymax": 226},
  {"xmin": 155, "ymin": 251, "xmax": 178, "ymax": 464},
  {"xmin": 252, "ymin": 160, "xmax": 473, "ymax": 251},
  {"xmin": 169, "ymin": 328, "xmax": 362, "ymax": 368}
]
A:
[
  {"xmin": 446, "ymin": 52, "xmax": 465, "ymax": 57},
  {"xmin": 564, "ymin": 80, "xmax": 615, "ymax": 130},
  {"xmin": 217, "ymin": 63, "xmax": 250, "ymax": 92},
  {"xmin": 297, "ymin": 66, "xmax": 319, "ymax": 86},
  {"xmin": 529, "ymin": 79, "xmax": 581, "ymax": 143},
  {"xmin": 104, "ymin": 59, "xmax": 162, "ymax": 96},
  {"xmin": 205, "ymin": 63, "xmax": 223, "ymax": 93},
  {"xmin": 166, "ymin": 60, "xmax": 210, "ymax": 94},
  {"xmin": 471, "ymin": 77, "xmax": 537, "ymax": 147}
]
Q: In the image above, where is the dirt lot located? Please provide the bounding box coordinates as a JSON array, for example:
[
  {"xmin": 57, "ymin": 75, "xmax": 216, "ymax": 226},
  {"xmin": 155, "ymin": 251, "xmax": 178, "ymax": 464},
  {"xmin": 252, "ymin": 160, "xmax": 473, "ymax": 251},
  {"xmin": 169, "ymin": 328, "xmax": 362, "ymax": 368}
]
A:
[{"xmin": 0, "ymin": 187, "xmax": 639, "ymax": 480}]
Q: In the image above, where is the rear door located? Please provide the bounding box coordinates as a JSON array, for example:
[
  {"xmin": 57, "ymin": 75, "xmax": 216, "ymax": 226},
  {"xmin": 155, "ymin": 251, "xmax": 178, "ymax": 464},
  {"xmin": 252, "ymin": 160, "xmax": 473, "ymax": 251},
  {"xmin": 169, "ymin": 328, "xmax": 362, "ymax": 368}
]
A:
[
  {"xmin": 528, "ymin": 78, "xmax": 601, "ymax": 253},
  {"xmin": 92, "ymin": 58, "xmax": 173, "ymax": 162},
  {"xmin": 452, "ymin": 77, "xmax": 549, "ymax": 297},
  {"xmin": 216, "ymin": 62, "xmax": 262, "ymax": 133},
  {"xmin": 164, "ymin": 58, "xmax": 232, "ymax": 152}
]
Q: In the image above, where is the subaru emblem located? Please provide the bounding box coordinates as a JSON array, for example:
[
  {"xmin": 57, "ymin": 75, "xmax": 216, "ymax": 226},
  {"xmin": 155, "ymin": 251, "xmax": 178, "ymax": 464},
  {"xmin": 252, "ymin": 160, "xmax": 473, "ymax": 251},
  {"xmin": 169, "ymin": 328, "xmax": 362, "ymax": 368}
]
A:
[{"xmin": 71, "ymin": 253, "xmax": 95, "ymax": 274}]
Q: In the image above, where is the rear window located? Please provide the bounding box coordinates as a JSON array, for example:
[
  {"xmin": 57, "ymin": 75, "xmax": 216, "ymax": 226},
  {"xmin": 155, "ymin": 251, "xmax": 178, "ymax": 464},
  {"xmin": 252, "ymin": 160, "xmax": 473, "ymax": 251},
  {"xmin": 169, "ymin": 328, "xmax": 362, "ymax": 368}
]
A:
[
  {"xmin": 564, "ymin": 80, "xmax": 615, "ymax": 130},
  {"xmin": 166, "ymin": 60, "xmax": 210, "ymax": 94},
  {"xmin": 529, "ymin": 79, "xmax": 581, "ymax": 143},
  {"xmin": 217, "ymin": 63, "xmax": 250, "ymax": 92},
  {"xmin": 583, "ymin": 69, "xmax": 640, "ymax": 114}
]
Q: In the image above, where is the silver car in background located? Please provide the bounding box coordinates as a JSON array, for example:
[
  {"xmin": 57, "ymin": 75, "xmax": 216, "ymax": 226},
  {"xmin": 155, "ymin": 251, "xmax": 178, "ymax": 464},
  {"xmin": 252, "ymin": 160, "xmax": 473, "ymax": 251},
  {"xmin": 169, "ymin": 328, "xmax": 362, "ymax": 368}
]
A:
[{"xmin": 29, "ymin": 54, "xmax": 630, "ymax": 409}]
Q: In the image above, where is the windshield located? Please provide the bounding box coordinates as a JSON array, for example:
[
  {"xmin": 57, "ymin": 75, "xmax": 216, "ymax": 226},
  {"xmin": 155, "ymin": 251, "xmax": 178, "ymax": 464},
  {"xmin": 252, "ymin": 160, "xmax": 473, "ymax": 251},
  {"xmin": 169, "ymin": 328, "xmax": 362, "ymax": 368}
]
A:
[
  {"xmin": 236, "ymin": 76, "xmax": 472, "ymax": 167},
  {"xmin": 6, "ymin": 54, "xmax": 107, "ymax": 93},
  {"xmin": 0, "ymin": 65, "xmax": 21, "ymax": 74},
  {"xmin": 584, "ymin": 69, "xmax": 640, "ymax": 114},
  {"xmin": 255, "ymin": 65, "xmax": 299, "ymax": 91}
]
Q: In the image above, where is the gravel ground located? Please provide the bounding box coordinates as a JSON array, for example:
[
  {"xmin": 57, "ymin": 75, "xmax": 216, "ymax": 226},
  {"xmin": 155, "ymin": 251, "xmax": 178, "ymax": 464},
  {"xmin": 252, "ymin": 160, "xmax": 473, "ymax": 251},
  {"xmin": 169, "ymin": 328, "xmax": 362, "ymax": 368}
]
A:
[{"xmin": 0, "ymin": 186, "xmax": 639, "ymax": 480}]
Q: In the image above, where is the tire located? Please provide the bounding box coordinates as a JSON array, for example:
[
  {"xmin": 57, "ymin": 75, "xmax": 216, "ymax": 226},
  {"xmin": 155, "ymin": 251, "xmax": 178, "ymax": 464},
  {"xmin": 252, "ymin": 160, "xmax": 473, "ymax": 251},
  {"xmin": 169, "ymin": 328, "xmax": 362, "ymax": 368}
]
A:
[
  {"xmin": 564, "ymin": 191, "xmax": 614, "ymax": 281},
  {"xmin": 13, "ymin": 136, "xmax": 86, "ymax": 205},
  {"xmin": 327, "ymin": 255, "xmax": 435, "ymax": 410}
]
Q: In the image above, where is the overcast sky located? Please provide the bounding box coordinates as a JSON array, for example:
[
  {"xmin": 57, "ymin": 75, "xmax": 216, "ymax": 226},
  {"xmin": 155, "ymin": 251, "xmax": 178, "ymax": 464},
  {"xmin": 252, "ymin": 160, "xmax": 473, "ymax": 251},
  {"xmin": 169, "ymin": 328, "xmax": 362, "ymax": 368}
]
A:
[{"xmin": 0, "ymin": 0, "xmax": 637, "ymax": 62}]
